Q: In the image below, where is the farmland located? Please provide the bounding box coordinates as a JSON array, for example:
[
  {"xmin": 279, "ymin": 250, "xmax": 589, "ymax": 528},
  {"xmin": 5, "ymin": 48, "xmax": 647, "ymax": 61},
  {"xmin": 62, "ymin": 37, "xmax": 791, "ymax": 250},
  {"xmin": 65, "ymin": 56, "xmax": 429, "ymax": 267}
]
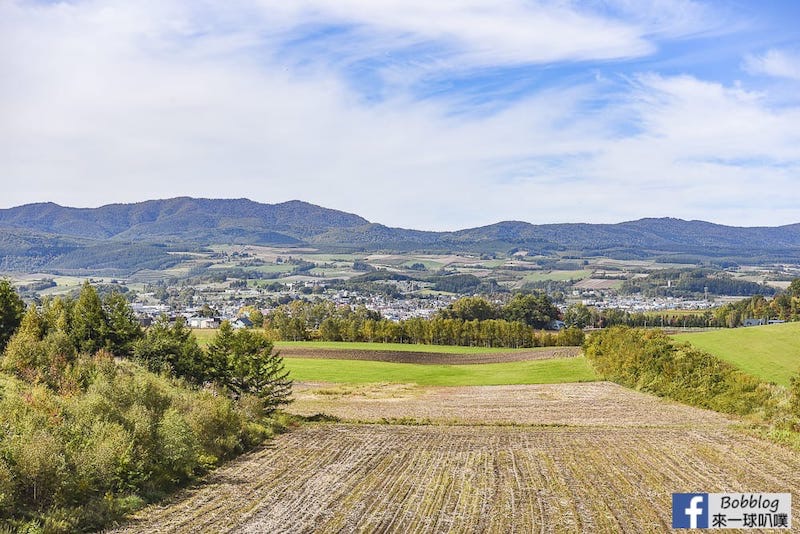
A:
[
  {"xmin": 290, "ymin": 381, "xmax": 730, "ymax": 427},
  {"xmin": 113, "ymin": 387, "xmax": 800, "ymax": 533},
  {"xmin": 283, "ymin": 356, "xmax": 596, "ymax": 386},
  {"xmin": 277, "ymin": 346, "xmax": 580, "ymax": 365},
  {"xmin": 674, "ymin": 321, "xmax": 800, "ymax": 386},
  {"xmin": 109, "ymin": 331, "xmax": 800, "ymax": 532}
]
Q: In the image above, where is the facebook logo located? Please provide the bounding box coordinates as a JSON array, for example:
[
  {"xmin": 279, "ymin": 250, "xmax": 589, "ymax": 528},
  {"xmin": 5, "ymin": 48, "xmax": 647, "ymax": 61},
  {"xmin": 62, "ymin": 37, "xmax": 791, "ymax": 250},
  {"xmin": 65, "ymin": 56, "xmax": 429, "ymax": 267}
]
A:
[{"xmin": 673, "ymin": 493, "xmax": 709, "ymax": 528}]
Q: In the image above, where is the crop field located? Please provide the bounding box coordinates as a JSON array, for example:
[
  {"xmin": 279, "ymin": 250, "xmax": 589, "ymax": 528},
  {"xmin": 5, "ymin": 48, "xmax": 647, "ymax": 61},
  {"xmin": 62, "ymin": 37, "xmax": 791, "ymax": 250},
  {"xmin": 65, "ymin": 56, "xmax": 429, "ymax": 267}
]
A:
[
  {"xmin": 290, "ymin": 381, "xmax": 730, "ymax": 427},
  {"xmin": 278, "ymin": 346, "xmax": 580, "ymax": 365},
  {"xmin": 111, "ymin": 341, "xmax": 800, "ymax": 533},
  {"xmin": 674, "ymin": 321, "xmax": 800, "ymax": 386},
  {"xmin": 274, "ymin": 341, "xmax": 539, "ymax": 354},
  {"xmin": 283, "ymin": 356, "xmax": 596, "ymax": 386},
  {"xmin": 114, "ymin": 422, "xmax": 800, "ymax": 533}
]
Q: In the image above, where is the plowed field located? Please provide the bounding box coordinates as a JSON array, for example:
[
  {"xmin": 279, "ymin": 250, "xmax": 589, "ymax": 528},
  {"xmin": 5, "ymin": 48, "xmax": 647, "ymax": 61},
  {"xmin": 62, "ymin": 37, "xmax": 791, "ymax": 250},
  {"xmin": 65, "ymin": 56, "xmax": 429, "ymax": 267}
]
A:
[
  {"xmin": 112, "ymin": 424, "xmax": 800, "ymax": 533},
  {"xmin": 289, "ymin": 381, "xmax": 731, "ymax": 427},
  {"xmin": 278, "ymin": 346, "xmax": 580, "ymax": 365}
]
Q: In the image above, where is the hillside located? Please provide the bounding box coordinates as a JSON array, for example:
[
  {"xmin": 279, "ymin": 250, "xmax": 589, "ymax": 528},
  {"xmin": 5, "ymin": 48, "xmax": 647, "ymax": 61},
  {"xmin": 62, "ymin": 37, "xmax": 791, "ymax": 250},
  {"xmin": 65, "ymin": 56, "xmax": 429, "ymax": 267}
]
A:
[
  {"xmin": 2, "ymin": 197, "xmax": 800, "ymax": 272},
  {"xmin": 674, "ymin": 322, "xmax": 800, "ymax": 386}
]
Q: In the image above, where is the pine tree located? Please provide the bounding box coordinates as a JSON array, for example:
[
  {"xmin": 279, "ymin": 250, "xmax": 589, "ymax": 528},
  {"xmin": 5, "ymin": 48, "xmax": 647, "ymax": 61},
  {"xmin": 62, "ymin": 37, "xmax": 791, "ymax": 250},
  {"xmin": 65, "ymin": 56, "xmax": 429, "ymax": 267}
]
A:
[
  {"xmin": 207, "ymin": 321, "xmax": 292, "ymax": 415},
  {"xmin": 103, "ymin": 292, "xmax": 142, "ymax": 356},
  {"xmin": 71, "ymin": 282, "xmax": 108, "ymax": 354}
]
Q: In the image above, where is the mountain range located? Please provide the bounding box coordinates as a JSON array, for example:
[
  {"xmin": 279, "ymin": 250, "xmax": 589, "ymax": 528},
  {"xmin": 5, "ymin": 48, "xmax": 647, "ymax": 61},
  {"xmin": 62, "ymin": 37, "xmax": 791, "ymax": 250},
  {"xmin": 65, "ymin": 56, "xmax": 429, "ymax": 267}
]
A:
[{"xmin": 1, "ymin": 197, "xmax": 799, "ymax": 272}]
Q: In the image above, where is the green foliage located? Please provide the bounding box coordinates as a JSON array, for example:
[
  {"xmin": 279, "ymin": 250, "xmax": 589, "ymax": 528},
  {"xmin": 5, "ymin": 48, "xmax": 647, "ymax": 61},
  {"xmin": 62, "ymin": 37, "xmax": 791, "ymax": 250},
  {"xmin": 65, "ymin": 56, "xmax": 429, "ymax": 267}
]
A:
[
  {"xmin": 791, "ymin": 373, "xmax": 800, "ymax": 418},
  {"xmin": 70, "ymin": 282, "xmax": 109, "ymax": 354},
  {"xmin": 207, "ymin": 322, "xmax": 292, "ymax": 415},
  {"xmin": 0, "ymin": 280, "xmax": 25, "ymax": 352},
  {"xmin": 502, "ymin": 293, "xmax": 560, "ymax": 329},
  {"xmin": 621, "ymin": 268, "xmax": 775, "ymax": 298},
  {"xmin": 133, "ymin": 316, "xmax": 208, "ymax": 384},
  {"xmin": 0, "ymin": 282, "xmax": 288, "ymax": 532},
  {"xmin": 432, "ymin": 274, "xmax": 481, "ymax": 293},
  {"xmin": 788, "ymin": 278, "xmax": 800, "ymax": 298},
  {"xmin": 584, "ymin": 327, "xmax": 772, "ymax": 416},
  {"xmin": 563, "ymin": 303, "xmax": 591, "ymax": 329},
  {"xmin": 103, "ymin": 292, "xmax": 143, "ymax": 356},
  {"xmin": 265, "ymin": 297, "xmax": 574, "ymax": 349},
  {"xmin": 0, "ymin": 357, "xmax": 279, "ymax": 532},
  {"xmin": 439, "ymin": 297, "xmax": 499, "ymax": 321}
]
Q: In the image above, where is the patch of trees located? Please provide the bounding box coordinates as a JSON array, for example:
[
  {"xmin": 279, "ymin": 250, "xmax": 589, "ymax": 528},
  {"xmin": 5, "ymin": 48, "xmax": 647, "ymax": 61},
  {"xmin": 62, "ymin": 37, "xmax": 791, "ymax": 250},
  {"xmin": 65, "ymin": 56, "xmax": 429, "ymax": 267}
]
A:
[
  {"xmin": 438, "ymin": 294, "xmax": 560, "ymax": 329},
  {"xmin": 46, "ymin": 243, "xmax": 187, "ymax": 272},
  {"xmin": 711, "ymin": 293, "xmax": 800, "ymax": 327},
  {"xmin": 565, "ymin": 286, "xmax": 800, "ymax": 329},
  {"xmin": 266, "ymin": 296, "xmax": 582, "ymax": 348},
  {"xmin": 0, "ymin": 282, "xmax": 291, "ymax": 532},
  {"xmin": 621, "ymin": 269, "xmax": 776, "ymax": 297},
  {"xmin": 432, "ymin": 274, "xmax": 481, "ymax": 293}
]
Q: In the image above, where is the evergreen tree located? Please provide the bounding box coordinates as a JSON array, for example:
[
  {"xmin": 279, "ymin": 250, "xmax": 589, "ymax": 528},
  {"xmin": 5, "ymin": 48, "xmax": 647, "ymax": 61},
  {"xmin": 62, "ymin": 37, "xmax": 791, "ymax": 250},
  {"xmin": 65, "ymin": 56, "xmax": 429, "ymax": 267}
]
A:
[
  {"xmin": 134, "ymin": 316, "xmax": 207, "ymax": 384},
  {"xmin": 71, "ymin": 282, "xmax": 108, "ymax": 354},
  {"xmin": 1, "ymin": 304, "xmax": 43, "ymax": 376},
  {"xmin": 207, "ymin": 321, "xmax": 292, "ymax": 415},
  {"xmin": 103, "ymin": 292, "xmax": 142, "ymax": 356}
]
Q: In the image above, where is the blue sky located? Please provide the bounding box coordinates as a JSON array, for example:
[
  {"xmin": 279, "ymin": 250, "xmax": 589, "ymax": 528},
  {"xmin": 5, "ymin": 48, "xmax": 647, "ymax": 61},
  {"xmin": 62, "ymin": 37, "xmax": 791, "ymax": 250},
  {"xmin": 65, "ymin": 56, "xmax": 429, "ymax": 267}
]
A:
[{"xmin": 1, "ymin": 0, "xmax": 800, "ymax": 230}]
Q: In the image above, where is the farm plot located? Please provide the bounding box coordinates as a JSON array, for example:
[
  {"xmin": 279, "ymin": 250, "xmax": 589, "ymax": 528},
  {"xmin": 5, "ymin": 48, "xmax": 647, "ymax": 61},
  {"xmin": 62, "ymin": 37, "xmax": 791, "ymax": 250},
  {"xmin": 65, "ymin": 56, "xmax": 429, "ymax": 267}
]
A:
[
  {"xmin": 278, "ymin": 346, "xmax": 580, "ymax": 365},
  {"xmin": 289, "ymin": 381, "xmax": 732, "ymax": 428},
  {"xmin": 112, "ymin": 424, "xmax": 800, "ymax": 534},
  {"xmin": 573, "ymin": 278, "xmax": 624, "ymax": 290}
]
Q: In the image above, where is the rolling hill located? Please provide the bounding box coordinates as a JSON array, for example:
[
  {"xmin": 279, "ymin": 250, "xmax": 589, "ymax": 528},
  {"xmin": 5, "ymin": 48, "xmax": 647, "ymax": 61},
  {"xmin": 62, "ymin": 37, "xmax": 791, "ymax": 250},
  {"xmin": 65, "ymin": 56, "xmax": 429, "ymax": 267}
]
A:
[{"xmin": 1, "ymin": 197, "xmax": 800, "ymax": 272}]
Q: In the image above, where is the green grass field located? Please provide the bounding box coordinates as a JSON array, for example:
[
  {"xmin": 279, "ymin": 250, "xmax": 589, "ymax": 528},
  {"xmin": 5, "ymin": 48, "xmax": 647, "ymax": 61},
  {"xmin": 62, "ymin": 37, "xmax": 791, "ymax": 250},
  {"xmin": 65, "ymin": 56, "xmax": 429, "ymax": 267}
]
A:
[
  {"xmin": 674, "ymin": 322, "xmax": 800, "ymax": 386},
  {"xmin": 283, "ymin": 356, "xmax": 597, "ymax": 386}
]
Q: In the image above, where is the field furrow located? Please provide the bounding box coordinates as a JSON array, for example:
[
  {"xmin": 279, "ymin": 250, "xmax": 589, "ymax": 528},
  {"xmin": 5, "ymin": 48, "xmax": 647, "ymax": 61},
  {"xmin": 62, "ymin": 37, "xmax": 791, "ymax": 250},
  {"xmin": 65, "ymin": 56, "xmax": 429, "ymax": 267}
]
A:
[
  {"xmin": 291, "ymin": 381, "xmax": 733, "ymax": 428},
  {"xmin": 111, "ymin": 425, "xmax": 800, "ymax": 534}
]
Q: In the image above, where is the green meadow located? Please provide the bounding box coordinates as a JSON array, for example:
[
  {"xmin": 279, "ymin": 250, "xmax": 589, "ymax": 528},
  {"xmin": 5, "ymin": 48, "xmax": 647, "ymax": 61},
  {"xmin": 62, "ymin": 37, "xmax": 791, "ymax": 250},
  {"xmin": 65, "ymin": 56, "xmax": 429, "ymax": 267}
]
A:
[
  {"xmin": 282, "ymin": 356, "xmax": 597, "ymax": 386},
  {"xmin": 674, "ymin": 322, "xmax": 800, "ymax": 386}
]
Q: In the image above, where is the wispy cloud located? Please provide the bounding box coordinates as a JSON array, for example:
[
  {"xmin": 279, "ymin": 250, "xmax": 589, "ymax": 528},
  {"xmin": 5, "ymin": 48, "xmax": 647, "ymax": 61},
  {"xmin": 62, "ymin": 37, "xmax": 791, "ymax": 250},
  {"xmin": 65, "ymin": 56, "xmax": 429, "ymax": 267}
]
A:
[{"xmin": 744, "ymin": 48, "xmax": 800, "ymax": 81}]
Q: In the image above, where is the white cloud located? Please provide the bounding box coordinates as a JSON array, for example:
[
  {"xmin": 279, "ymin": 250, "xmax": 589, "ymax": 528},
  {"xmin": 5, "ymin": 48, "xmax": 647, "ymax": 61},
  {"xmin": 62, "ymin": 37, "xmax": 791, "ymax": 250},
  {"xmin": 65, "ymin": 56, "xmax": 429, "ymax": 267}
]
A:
[
  {"xmin": 0, "ymin": 1, "xmax": 799, "ymax": 230},
  {"xmin": 744, "ymin": 49, "xmax": 800, "ymax": 81}
]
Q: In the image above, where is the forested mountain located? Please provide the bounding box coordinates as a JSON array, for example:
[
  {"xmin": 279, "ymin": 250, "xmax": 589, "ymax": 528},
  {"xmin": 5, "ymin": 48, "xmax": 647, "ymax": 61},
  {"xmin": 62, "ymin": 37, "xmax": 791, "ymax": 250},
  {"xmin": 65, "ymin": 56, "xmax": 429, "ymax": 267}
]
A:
[
  {"xmin": 0, "ymin": 198, "xmax": 367, "ymax": 241},
  {"xmin": 1, "ymin": 197, "xmax": 800, "ymax": 272}
]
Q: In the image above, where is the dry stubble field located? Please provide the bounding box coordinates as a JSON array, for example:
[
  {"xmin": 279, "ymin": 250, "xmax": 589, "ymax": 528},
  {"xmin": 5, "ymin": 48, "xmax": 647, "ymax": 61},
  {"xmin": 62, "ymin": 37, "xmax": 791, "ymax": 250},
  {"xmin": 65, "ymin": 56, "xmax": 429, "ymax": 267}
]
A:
[{"xmin": 111, "ymin": 379, "xmax": 800, "ymax": 533}]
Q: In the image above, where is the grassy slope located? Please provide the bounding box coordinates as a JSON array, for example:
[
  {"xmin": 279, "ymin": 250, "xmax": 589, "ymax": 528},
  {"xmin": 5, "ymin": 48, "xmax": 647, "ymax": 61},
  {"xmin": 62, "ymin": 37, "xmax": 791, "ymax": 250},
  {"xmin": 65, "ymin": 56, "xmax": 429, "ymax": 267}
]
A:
[
  {"xmin": 284, "ymin": 356, "xmax": 597, "ymax": 386},
  {"xmin": 674, "ymin": 322, "xmax": 800, "ymax": 386}
]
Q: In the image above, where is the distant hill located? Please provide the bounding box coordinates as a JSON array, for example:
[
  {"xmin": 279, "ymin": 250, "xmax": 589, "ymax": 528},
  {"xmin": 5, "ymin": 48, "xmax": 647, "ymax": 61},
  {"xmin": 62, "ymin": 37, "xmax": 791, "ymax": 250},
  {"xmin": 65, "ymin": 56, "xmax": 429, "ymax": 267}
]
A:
[
  {"xmin": 0, "ymin": 198, "xmax": 367, "ymax": 242},
  {"xmin": 1, "ymin": 197, "xmax": 800, "ymax": 272}
]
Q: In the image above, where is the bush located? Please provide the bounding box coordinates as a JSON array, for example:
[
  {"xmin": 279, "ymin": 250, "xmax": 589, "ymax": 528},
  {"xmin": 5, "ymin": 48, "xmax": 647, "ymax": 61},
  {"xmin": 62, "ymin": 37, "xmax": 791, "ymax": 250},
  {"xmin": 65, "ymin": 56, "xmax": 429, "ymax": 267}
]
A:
[
  {"xmin": 584, "ymin": 327, "xmax": 772, "ymax": 416},
  {"xmin": 0, "ymin": 360, "xmax": 282, "ymax": 532}
]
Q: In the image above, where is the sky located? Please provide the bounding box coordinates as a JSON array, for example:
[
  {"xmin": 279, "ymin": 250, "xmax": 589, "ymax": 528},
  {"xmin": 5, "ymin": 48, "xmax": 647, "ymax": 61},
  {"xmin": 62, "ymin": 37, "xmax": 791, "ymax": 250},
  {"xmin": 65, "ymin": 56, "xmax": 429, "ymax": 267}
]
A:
[{"xmin": 2, "ymin": 0, "xmax": 800, "ymax": 231}]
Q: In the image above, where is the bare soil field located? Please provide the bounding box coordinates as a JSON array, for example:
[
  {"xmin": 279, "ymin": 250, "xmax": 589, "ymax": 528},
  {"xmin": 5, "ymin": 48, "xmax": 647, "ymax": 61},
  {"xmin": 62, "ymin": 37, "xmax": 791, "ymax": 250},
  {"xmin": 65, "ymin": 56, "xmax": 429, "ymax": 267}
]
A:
[
  {"xmin": 289, "ymin": 381, "xmax": 733, "ymax": 428},
  {"xmin": 112, "ymin": 424, "xmax": 800, "ymax": 534},
  {"xmin": 278, "ymin": 346, "xmax": 580, "ymax": 364}
]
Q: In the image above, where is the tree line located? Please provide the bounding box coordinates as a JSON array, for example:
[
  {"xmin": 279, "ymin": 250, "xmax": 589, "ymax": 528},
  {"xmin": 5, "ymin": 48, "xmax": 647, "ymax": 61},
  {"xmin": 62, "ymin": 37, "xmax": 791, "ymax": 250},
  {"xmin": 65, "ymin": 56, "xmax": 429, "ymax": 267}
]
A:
[
  {"xmin": 264, "ymin": 294, "xmax": 585, "ymax": 348},
  {"xmin": 585, "ymin": 327, "xmax": 800, "ymax": 438}
]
